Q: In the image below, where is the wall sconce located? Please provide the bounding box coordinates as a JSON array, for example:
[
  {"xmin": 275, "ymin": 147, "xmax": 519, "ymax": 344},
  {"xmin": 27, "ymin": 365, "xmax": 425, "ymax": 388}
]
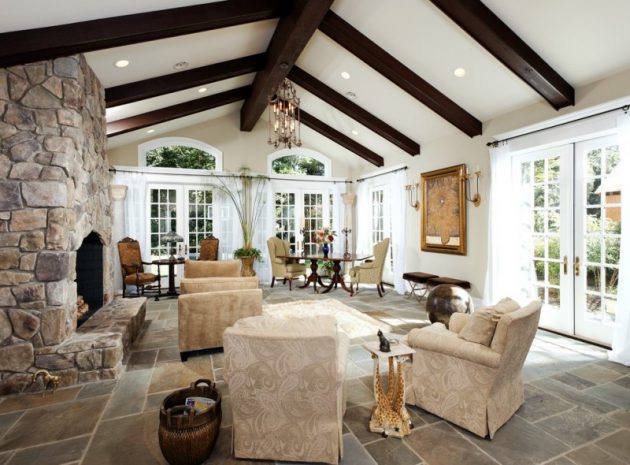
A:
[
  {"xmin": 405, "ymin": 183, "xmax": 419, "ymax": 210},
  {"xmin": 464, "ymin": 165, "xmax": 481, "ymax": 207}
]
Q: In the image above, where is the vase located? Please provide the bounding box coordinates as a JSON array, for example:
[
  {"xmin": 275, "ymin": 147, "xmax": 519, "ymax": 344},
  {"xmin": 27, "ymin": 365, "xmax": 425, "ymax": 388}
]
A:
[
  {"xmin": 322, "ymin": 243, "xmax": 329, "ymax": 258},
  {"xmin": 240, "ymin": 257, "xmax": 256, "ymax": 277}
]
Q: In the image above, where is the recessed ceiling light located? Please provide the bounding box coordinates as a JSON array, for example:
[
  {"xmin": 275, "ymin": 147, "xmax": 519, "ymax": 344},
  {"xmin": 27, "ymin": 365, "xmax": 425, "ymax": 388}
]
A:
[
  {"xmin": 114, "ymin": 59, "xmax": 130, "ymax": 68},
  {"xmin": 453, "ymin": 67, "xmax": 466, "ymax": 78},
  {"xmin": 345, "ymin": 91, "xmax": 357, "ymax": 100},
  {"xmin": 198, "ymin": 87, "xmax": 208, "ymax": 93},
  {"xmin": 173, "ymin": 61, "xmax": 189, "ymax": 71},
  {"xmin": 341, "ymin": 71, "xmax": 351, "ymax": 80},
  {"xmin": 351, "ymin": 129, "xmax": 359, "ymax": 136},
  {"xmin": 147, "ymin": 129, "xmax": 155, "ymax": 134}
]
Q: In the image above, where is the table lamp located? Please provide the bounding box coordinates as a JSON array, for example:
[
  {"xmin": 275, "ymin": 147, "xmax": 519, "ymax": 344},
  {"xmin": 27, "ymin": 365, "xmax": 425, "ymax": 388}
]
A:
[{"xmin": 161, "ymin": 231, "xmax": 184, "ymax": 261}]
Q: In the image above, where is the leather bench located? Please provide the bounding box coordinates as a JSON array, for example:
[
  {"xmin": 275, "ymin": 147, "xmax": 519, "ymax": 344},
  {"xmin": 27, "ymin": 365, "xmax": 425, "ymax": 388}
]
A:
[
  {"xmin": 426, "ymin": 276, "xmax": 471, "ymax": 289},
  {"xmin": 402, "ymin": 272, "xmax": 438, "ymax": 299}
]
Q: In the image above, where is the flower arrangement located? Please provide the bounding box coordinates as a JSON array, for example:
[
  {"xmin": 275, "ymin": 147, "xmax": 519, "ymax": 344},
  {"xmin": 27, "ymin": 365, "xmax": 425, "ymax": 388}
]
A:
[{"xmin": 313, "ymin": 226, "xmax": 336, "ymax": 244}]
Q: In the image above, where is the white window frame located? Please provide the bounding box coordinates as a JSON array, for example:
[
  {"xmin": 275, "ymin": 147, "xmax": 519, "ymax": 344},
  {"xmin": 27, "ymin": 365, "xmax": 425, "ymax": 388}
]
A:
[
  {"xmin": 267, "ymin": 147, "xmax": 332, "ymax": 178},
  {"xmin": 138, "ymin": 137, "xmax": 223, "ymax": 171}
]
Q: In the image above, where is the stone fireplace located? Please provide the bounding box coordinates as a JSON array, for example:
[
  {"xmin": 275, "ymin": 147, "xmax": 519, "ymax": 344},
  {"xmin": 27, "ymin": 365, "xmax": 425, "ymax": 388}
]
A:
[{"xmin": 0, "ymin": 55, "xmax": 144, "ymax": 394}]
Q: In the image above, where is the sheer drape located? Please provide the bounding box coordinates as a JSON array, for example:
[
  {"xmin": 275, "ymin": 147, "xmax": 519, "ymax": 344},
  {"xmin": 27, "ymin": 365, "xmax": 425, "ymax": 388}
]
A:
[
  {"xmin": 355, "ymin": 180, "xmax": 371, "ymax": 255},
  {"xmin": 113, "ymin": 171, "xmax": 148, "ymax": 260},
  {"xmin": 609, "ymin": 113, "xmax": 630, "ymax": 365},
  {"xmin": 389, "ymin": 170, "xmax": 407, "ymax": 293}
]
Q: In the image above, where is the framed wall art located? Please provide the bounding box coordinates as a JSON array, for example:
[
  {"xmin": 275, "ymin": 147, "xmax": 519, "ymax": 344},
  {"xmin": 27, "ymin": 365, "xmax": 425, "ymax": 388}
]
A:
[{"xmin": 421, "ymin": 164, "xmax": 467, "ymax": 255}]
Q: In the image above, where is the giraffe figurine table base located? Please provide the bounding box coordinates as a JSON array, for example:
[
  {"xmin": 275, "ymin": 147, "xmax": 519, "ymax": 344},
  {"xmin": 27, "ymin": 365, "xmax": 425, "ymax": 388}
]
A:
[{"xmin": 363, "ymin": 341, "xmax": 415, "ymax": 439}]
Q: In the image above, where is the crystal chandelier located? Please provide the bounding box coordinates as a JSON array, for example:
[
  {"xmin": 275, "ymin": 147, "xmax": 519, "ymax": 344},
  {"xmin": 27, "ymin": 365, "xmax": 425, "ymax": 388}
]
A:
[{"xmin": 268, "ymin": 78, "xmax": 302, "ymax": 149}]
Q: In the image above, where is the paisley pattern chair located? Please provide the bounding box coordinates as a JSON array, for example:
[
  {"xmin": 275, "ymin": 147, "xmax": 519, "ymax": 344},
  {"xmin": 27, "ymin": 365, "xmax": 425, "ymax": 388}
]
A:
[
  {"xmin": 117, "ymin": 237, "xmax": 161, "ymax": 299},
  {"xmin": 198, "ymin": 235, "xmax": 219, "ymax": 261},
  {"xmin": 349, "ymin": 238, "xmax": 390, "ymax": 297}
]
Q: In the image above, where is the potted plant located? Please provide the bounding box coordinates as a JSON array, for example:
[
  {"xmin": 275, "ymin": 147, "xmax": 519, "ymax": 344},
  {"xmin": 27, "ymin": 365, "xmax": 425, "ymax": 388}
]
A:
[
  {"xmin": 319, "ymin": 260, "xmax": 335, "ymax": 278},
  {"xmin": 212, "ymin": 167, "xmax": 268, "ymax": 277}
]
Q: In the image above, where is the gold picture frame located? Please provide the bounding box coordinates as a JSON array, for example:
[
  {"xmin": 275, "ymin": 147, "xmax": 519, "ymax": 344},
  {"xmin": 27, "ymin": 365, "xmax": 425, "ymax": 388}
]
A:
[{"xmin": 421, "ymin": 164, "xmax": 467, "ymax": 255}]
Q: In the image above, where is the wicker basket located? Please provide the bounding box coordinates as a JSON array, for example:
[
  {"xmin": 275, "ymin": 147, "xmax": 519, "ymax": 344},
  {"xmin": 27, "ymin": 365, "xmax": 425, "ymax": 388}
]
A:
[{"xmin": 158, "ymin": 379, "xmax": 222, "ymax": 465}]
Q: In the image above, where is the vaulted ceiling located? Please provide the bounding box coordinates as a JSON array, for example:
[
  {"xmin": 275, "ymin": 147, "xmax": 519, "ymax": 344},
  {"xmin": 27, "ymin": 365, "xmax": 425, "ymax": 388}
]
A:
[{"xmin": 2, "ymin": 0, "xmax": 630, "ymax": 166}]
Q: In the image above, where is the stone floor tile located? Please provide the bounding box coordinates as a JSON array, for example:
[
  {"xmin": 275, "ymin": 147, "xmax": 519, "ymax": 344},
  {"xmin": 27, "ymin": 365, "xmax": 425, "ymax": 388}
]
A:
[
  {"xmin": 594, "ymin": 429, "xmax": 630, "ymax": 463},
  {"xmin": 585, "ymin": 382, "xmax": 630, "ymax": 409},
  {"xmin": 211, "ymin": 351, "xmax": 225, "ymax": 369},
  {"xmin": 344, "ymin": 405, "xmax": 378, "ymax": 444},
  {"xmin": 346, "ymin": 379, "xmax": 375, "ymax": 407},
  {"xmin": 76, "ymin": 380, "xmax": 117, "ymax": 400},
  {"xmin": 462, "ymin": 415, "xmax": 569, "ymax": 465},
  {"xmin": 536, "ymin": 407, "xmax": 618, "ymax": 447},
  {"xmin": 566, "ymin": 443, "xmax": 626, "ymax": 465},
  {"xmin": 569, "ymin": 363, "xmax": 625, "ymax": 384},
  {"xmin": 607, "ymin": 409, "xmax": 630, "ymax": 429},
  {"xmin": 516, "ymin": 384, "xmax": 574, "ymax": 422},
  {"xmin": 144, "ymin": 392, "xmax": 164, "ymax": 412},
  {"xmin": 544, "ymin": 457, "xmax": 576, "ymax": 465},
  {"xmin": 365, "ymin": 436, "xmax": 422, "ymax": 465},
  {"xmin": 157, "ymin": 310, "xmax": 177, "ymax": 320},
  {"xmin": 148, "ymin": 358, "xmax": 213, "ymax": 394},
  {"xmin": 102, "ymin": 369, "xmax": 152, "ymax": 420},
  {"xmin": 82, "ymin": 412, "xmax": 168, "ymax": 465},
  {"xmin": 0, "ymin": 452, "xmax": 11, "ymax": 465},
  {"xmin": 156, "ymin": 346, "xmax": 180, "ymax": 363},
  {"xmin": 6, "ymin": 435, "xmax": 89, "ymax": 465},
  {"xmin": 551, "ymin": 372, "xmax": 596, "ymax": 390},
  {"xmin": 0, "ymin": 396, "xmax": 107, "ymax": 452},
  {"xmin": 0, "ymin": 413, "xmax": 22, "ymax": 441},
  {"xmin": 613, "ymin": 375, "xmax": 630, "ymax": 389},
  {"xmin": 594, "ymin": 360, "xmax": 630, "ymax": 375},
  {"xmin": 406, "ymin": 404, "xmax": 440, "ymax": 425},
  {"xmin": 341, "ymin": 433, "xmax": 378, "ymax": 465},
  {"xmin": 531, "ymin": 378, "xmax": 618, "ymax": 415},
  {"xmin": 126, "ymin": 349, "xmax": 158, "ymax": 371},
  {"xmin": 220, "ymin": 396, "xmax": 232, "ymax": 427},
  {"xmin": 0, "ymin": 387, "xmax": 81, "ymax": 414},
  {"xmin": 404, "ymin": 422, "xmax": 496, "ymax": 465}
]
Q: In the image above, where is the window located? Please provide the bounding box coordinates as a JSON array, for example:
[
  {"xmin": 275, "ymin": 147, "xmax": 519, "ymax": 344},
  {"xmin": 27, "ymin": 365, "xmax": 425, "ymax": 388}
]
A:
[
  {"xmin": 138, "ymin": 137, "xmax": 223, "ymax": 171},
  {"xmin": 268, "ymin": 148, "xmax": 331, "ymax": 177},
  {"xmin": 149, "ymin": 188, "xmax": 178, "ymax": 260}
]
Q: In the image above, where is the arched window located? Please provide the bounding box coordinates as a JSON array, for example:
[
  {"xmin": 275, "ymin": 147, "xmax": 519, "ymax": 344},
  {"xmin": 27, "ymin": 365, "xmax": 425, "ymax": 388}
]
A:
[
  {"xmin": 267, "ymin": 148, "xmax": 331, "ymax": 177},
  {"xmin": 138, "ymin": 137, "xmax": 223, "ymax": 171}
]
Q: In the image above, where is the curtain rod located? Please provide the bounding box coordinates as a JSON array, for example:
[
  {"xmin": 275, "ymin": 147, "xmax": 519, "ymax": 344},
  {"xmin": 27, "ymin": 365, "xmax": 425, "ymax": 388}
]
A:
[
  {"xmin": 108, "ymin": 167, "xmax": 352, "ymax": 184},
  {"xmin": 356, "ymin": 166, "xmax": 407, "ymax": 183},
  {"xmin": 487, "ymin": 104, "xmax": 630, "ymax": 147}
]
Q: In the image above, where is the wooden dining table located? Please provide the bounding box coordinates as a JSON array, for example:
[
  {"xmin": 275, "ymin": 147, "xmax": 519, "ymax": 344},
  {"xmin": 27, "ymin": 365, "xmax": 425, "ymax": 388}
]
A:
[{"xmin": 277, "ymin": 252, "xmax": 373, "ymax": 296}]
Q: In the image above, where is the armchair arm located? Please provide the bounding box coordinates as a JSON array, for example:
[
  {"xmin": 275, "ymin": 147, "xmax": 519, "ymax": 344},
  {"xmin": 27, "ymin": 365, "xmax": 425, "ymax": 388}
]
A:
[
  {"xmin": 358, "ymin": 261, "xmax": 377, "ymax": 270},
  {"xmin": 407, "ymin": 327, "xmax": 501, "ymax": 368}
]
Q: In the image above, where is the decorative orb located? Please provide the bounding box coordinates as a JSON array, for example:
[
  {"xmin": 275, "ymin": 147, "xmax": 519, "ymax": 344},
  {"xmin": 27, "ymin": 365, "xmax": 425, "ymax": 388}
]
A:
[{"xmin": 426, "ymin": 284, "xmax": 474, "ymax": 327}]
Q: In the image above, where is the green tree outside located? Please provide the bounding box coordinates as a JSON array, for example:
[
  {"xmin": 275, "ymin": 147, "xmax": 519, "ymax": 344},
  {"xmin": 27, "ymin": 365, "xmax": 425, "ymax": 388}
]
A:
[
  {"xmin": 272, "ymin": 155, "xmax": 325, "ymax": 175},
  {"xmin": 146, "ymin": 146, "xmax": 216, "ymax": 170}
]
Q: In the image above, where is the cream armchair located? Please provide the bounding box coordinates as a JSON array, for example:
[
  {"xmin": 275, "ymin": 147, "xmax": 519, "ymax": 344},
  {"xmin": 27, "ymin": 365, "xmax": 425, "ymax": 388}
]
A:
[
  {"xmin": 178, "ymin": 260, "xmax": 262, "ymax": 361},
  {"xmin": 404, "ymin": 299, "xmax": 542, "ymax": 438},
  {"xmin": 350, "ymin": 238, "xmax": 390, "ymax": 297},
  {"xmin": 224, "ymin": 315, "xmax": 349, "ymax": 464},
  {"xmin": 267, "ymin": 236, "xmax": 306, "ymax": 290}
]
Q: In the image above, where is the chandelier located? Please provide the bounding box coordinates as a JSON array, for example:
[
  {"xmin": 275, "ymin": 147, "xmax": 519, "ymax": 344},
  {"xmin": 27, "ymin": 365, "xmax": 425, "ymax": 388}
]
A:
[{"xmin": 268, "ymin": 78, "xmax": 302, "ymax": 149}]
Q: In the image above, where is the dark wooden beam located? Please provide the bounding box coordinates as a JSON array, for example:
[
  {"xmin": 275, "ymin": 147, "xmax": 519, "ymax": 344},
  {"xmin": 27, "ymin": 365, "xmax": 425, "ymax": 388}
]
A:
[
  {"xmin": 319, "ymin": 11, "xmax": 482, "ymax": 137},
  {"xmin": 0, "ymin": 0, "xmax": 286, "ymax": 67},
  {"xmin": 300, "ymin": 110, "xmax": 383, "ymax": 167},
  {"xmin": 105, "ymin": 54, "xmax": 265, "ymax": 108},
  {"xmin": 428, "ymin": 0, "xmax": 574, "ymax": 109},
  {"xmin": 240, "ymin": 0, "xmax": 333, "ymax": 131},
  {"xmin": 107, "ymin": 86, "xmax": 250, "ymax": 137},
  {"xmin": 289, "ymin": 66, "xmax": 420, "ymax": 155}
]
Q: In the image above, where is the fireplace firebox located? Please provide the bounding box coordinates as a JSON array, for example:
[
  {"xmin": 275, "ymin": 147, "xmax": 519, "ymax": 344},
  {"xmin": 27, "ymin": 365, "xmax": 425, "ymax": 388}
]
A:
[{"xmin": 76, "ymin": 232, "xmax": 104, "ymax": 327}]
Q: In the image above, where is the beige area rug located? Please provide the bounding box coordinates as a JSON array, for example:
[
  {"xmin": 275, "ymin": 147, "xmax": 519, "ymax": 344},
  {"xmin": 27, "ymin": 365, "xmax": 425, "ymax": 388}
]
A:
[{"xmin": 262, "ymin": 298, "xmax": 391, "ymax": 339}]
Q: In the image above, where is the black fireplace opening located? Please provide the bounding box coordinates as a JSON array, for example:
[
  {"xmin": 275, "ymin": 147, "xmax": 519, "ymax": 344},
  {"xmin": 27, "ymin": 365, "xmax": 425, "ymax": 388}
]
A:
[{"xmin": 76, "ymin": 231, "xmax": 104, "ymax": 327}]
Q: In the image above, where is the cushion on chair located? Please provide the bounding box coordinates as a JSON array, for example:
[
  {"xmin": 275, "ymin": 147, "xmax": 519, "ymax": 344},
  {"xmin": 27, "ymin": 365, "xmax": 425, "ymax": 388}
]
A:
[
  {"xmin": 286, "ymin": 263, "xmax": 306, "ymax": 273},
  {"xmin": 180, "ymin": 277, "xmax": 259, "ymax": 294},
  {"xmin": 184, "ymin": 259, "xmax": 241, "ymax": 278},
  {"xmin": 124, "ymin": 272, "xmax": 158, "ymax": 285},
  {"xmin": 493, "ymin": 297, "xmax": 521, "ymax": 314},
  {"xmin": 458, "ymin": 308, "xmax": 500, "ymax": 346}
]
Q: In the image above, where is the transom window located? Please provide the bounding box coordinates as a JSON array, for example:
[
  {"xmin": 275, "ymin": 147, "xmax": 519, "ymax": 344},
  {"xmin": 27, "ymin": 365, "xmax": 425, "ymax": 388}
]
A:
[
  {"xmin": 268, "ymin": 148, "xmax": 331, "ymax": 177},
  {"xmin": 138, "ymin": 137, "xmax": 223, "ymax": 171}
]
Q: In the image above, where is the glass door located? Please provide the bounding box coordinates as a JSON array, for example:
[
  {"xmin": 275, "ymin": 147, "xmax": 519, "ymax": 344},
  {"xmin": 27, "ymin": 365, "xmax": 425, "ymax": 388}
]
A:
[
  {"xmin": 370, "ymin": 187, "xmax": 394, "ymax": 283},
  {"xmin": 574, "ymin": 136, "xmax": 620, "ymax": 345}
]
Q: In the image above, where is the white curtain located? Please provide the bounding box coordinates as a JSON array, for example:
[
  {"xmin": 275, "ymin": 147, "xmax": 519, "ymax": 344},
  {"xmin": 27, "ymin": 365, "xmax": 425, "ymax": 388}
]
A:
[
  {"xmin": 355, "ymin": 180, "xmax": 371, "ymax": 255},
  {"xmin": 389, "ymin": 170, "xmax": 407, "ymax": 294},
  {"xmin": 253, "ymin": 182, "xmax": 273, "ymax": 285},
  {"xmin": 113, "ymin": 171, "xmax": 149, "ymax": 260},
  {"xmin": 484, "ymin": 142, "xmax": 523, "ymax": 304},
  {"xmin": 609, "ymin": 113, "xmax": 630, "ymax": 365}
]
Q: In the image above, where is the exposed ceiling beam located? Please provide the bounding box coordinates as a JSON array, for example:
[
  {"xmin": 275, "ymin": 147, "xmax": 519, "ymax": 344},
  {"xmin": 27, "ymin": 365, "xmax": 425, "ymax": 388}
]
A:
[
  {"xmin": 107, "ymin": 86, "xmax": 251, "ymax": 137},
  {"xmin": 319, "ymin": 11, "xmax": 482, "ymax": 138},
  {"xmin": 0, "ymin": 0, "xmax": 286, "ymax": 67},
  {"xmin": 300, "ymin": 110, "xmax": 384, "ymax": 167},
  {"xmin": 428, "ymin": 0, "xmax": 574, "ymax": 110},
  {"xmin": 240, "ymin": 0, "xmax": 333, "ymax": 131},
  {"xmin": 289, "ymin": 66, "xmax": 420, "ymax": 155},
  {"xmin": 105, "ymin": 54, "xmax": 266, "ymax": 108}
]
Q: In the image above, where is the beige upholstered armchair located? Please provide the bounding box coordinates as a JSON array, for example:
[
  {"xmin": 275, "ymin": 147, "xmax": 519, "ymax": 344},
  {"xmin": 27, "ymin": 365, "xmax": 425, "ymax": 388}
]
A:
[
  {"xmin": 267, "ymin": 236, "xmax": 306, "ymax": 290},
  {"xmin": 404, "ymin": 299, "xmax": 542, "ymax": 438},
  {"xmin": 349, "ymin": 238, "xmax": 390, "ymax": 297},
  {"xmin": 177, "ymin": 260, "xmax": 262, "ymax": 361},
  {"xmin": 224, "ymin": 315, "xmax": 349, "ymax": 464}
]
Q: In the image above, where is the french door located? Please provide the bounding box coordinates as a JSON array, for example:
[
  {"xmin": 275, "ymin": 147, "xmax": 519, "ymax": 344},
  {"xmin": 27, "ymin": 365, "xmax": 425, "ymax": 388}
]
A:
[
  {"xmin": 369, "ymin": 186, "xmax": 394, "ymax": 283},
  {"xmin": 514, "ymin": 135, "xmax": 621, "ymax": 345}
]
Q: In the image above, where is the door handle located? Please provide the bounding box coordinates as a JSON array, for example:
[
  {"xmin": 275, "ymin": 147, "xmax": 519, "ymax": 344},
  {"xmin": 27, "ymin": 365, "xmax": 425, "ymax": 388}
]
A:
[
  {"xmin": 575, "ymin": 256, "xmax": 580, "ymax": 276},
  {"xmin": 563, "ymin": 256, "xmax": 568, "ymax": 275}
]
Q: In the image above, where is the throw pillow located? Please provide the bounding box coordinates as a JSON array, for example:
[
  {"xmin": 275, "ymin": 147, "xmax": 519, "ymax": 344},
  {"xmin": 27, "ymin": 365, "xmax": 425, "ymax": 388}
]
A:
[
  {"xmin": 494, "ymin": 297, "xmax": 521, "ymax": 314},
  {"xmin": 458, "ymin": 307, "xmax": 500, "ymax": 346}
]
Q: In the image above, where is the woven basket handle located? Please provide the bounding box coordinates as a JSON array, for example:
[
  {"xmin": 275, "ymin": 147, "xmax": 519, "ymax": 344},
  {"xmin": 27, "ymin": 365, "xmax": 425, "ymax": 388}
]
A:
[
  {"xmin": 166, "ymin": 405, "xmax": 195, "ymax": 428},
  {"xmin": 191, "ymin": 378, "xmax": 213, "ymax": 389}
]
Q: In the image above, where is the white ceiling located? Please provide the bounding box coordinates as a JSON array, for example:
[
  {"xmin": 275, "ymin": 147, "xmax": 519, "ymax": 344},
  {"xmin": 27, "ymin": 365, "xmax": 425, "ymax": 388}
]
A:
[{"xmin": 4, "ymin": 0, "xmax": 630, "ymax": 160}]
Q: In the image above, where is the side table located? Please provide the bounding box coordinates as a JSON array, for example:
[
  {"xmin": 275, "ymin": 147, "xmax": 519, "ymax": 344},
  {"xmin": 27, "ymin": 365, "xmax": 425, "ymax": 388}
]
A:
[
  {"xmin": 362, "ymin": 341, "xmax": 415, "ymax": 438},
  {"xmin": 152, "ymin": 257, "xmax": 185, "ymax": 298}
]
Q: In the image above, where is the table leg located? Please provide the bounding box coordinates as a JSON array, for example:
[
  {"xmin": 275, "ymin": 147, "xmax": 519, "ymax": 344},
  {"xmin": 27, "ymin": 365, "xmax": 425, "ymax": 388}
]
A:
[
  {"xmin": 322, "ymin": 260, "xmax": 354, "ymax": 295},
  {"xmin": 165, "ymin": 263, "xmax": 179, "ymax": 297},
  {"xmin": 298, "ymin": 258, "xmax": 321, "ymax": 292}
]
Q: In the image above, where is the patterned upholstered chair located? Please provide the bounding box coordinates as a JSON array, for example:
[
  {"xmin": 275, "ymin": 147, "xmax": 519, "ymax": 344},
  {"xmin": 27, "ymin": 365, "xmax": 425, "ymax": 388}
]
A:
[
  {"xmin": 117, "ymin": 237, "xmax": 161, "ymax": 299},
  {"xmin": 267, "ymin": 236, "xmax": 306, "ymax": 290},
  {"xmin": 404, "ymin": 299, "xmax": 542, "ymax": 438},
  {"xmin": 224, "ymin": 314, "xmax": 349, "ymax": 464},
  {"xmin": 349, "ymin": 238, "xmax": 390, "ymax": 297},
  {"xmin": 198, "ymin": 235, "xmax": 219, "ymax": 261}
]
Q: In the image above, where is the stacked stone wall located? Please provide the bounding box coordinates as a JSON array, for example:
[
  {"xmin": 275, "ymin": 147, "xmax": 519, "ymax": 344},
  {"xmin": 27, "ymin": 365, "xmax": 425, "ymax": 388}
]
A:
[{"xmin": 0, "ymin": 55, "xmax": 115, "ymax": 394}]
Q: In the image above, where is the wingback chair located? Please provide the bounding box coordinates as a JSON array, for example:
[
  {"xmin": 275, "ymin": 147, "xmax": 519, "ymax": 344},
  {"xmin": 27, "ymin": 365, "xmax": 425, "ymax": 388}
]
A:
[
  {"xmin": 349, "ymin": 238, "xmax": 390, "ymax": 297},
  {"xmin": 117, "ymin": 237, "xmax": 161, "ymax": 300},
  {"xmin": 224, "ymin": 314, "xmax": 349, "ymax": 464},
  {"xmin": 198, "ymin": 235, "xmax": 219, "ymax": 260},
  {"xmin": 404, "ymin": 299, "xmax": 542, "ymax": 438},
  {"xmin": 267, "ymin": 236, "xmax": 306, "ymax": 290}
]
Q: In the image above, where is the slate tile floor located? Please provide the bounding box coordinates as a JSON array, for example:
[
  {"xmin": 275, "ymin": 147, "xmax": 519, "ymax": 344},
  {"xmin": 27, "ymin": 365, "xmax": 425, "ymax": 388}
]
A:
[{"xmin": 0, "ymin": 286, "xmax": 629, "ymax": 465}]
